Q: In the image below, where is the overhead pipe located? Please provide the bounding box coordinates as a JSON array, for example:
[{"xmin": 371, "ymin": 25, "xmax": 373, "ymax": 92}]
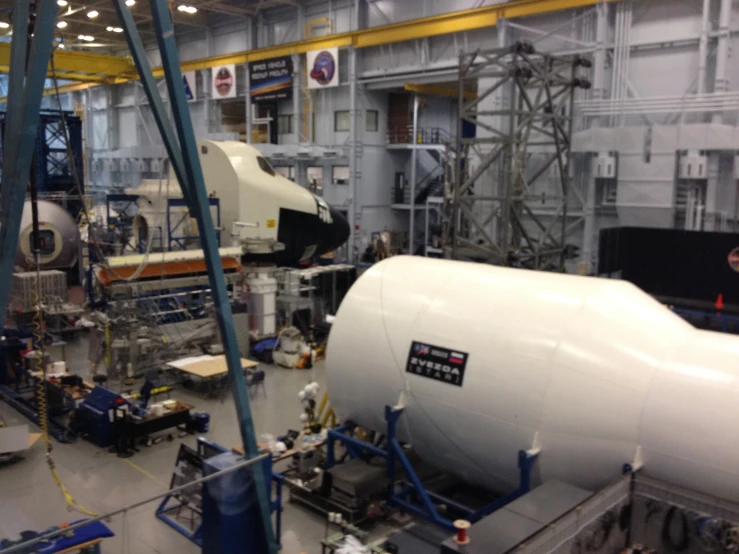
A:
[
  {"xmin": 409, "ymin": 93, "xmax": 420, "ymax": 255},
  {"xmin": 578, "ymin": 91, "xmax": 739, "ymax": 115},
  {"xmin": 580, "ymin": 103, "xmax": 739, "ymax": 116},
  {"xmin": 583, "ymin": 1, "xmax": 609, "ymax": 270},
  {"xmin": 581, "ymin": 98, "xmax": 739, "ymax": 110},
  {"xmin": 581, "ymin": 96, "xmax": 739, "ymax": 106},
  {"xmin": 583, "ymin": 91, "xmax": 739, "ymax": 104},
  {"xmin": 697, "ymin": 0, "xmax": 711, "ymax": 96},
  {"xmin": 620, "ymin": 2, "xmax": 632, "ymax": 121},
  {"xmin": 608, "ymin": 3, "xmax": 621, "ymax": 126},
  {"xmin": 713, "ymin": 0, "xmax": 732, "ymax": 123},
  {"xmin": 349, "ymin": 47, "xmax": 357, "ymax": 258}
]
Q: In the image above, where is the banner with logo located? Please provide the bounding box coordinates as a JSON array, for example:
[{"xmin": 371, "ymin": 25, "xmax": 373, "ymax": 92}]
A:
[
  {"xmin": 249, "ymin": 56, "xmax": 293, "ymax": 102},
  {"xmin": 182, "ymin": 70, "xmax": 196, "ymax": 102},
  {"xmin": 212, "ymin": 64, "xmax": 236, "ymax": 99},
  {"xmin": 307, "ymin": 47, "xmax": 339, "ymax": 89}
]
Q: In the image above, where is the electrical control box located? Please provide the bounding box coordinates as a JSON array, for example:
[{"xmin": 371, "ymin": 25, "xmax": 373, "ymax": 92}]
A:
[
  {"xmin": 678, "ymin": 151, "xmax": 708, "ymax": 180},
  {"xmin": 592, "ymin": 152, "xmax": 617, "ymax": 179}
]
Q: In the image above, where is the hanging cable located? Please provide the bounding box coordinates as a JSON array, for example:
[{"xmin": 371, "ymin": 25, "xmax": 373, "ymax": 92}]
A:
[
  {"xmin": 29, "ymin": 241, "xmax": 97, "ymax": 516},
  {"xmin": 662, "ymin": 506, "xmax": 690, "ymax": 551},
  {"xmin": 18, "ymin": 39, "xmax": 99, "ymax": 519}
]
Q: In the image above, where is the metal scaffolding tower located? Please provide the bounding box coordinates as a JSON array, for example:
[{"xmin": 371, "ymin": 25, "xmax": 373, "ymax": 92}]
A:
[{"xmin": 444, "ymin": 41, "xmax": 591, "ymax": 271}]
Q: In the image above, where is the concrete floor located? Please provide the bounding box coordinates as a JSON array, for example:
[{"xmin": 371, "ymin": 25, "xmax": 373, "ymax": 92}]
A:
[{"xmin": 0, "ymin": 333, "xmax": 334, "ymax": 554}]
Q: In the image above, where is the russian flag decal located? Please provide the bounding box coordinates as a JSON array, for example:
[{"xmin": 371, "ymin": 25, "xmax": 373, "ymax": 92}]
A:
[{"xmin": 406, "ymin": 341, "xmax": 469, "ymax": 387}]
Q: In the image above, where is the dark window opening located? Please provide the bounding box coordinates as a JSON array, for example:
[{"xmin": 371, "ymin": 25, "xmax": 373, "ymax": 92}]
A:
[
  {"xmin": 34, "ymin": 230, "xmax": 55, "ymax": 255},
  {"xmin": 334, "ymin": 110, "xmax": 350, "ymax": 132},
  {"xmin": 257, "ymin": 156, "xmax": 276, "ymax": 176},
  {"xmin": 366, "ymin": 110, "xmax": 378, "ymax": 132}
]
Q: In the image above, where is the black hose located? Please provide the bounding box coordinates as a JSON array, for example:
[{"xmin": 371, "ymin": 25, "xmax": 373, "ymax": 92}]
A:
[
  {"xmin": 662, "ymin": 505, "xmax": 690, "ymax": 551},
  {"xmin": 619, "ymin": 503, "xmax": 632, "ymax": 532}
]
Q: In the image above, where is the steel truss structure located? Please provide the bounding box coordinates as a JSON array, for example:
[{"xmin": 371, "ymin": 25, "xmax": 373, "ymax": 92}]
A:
[{"xmin": 445, "ymin": 41, "xmax": 591, "ymax": 270}]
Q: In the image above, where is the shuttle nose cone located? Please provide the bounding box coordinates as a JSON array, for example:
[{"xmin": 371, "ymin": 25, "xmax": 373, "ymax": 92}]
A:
[
  {"xmin": 270, "ymin": 199, "xmax": 352, "ymax": 266},
  {"xmin": 327, "ymin": 206, "xmax": 350, "ymax": 252}
]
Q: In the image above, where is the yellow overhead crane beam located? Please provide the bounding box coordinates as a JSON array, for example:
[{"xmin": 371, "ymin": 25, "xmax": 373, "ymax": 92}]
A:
[
  {"xmin": 0, "ymin": 42, "xmax": 134, "ymax": 81},
  {"xmin": 2, "ymin": 0, "xmax": 616, "ymax": 101},
  {"xmin": 405, "ymin": 83, "xmax": 478, "ymax": 100}
]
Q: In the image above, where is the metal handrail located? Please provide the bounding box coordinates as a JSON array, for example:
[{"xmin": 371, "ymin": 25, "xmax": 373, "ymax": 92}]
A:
[{"xmin": 0, "ymin": 451, "xmax": 270, "ymax": 554}]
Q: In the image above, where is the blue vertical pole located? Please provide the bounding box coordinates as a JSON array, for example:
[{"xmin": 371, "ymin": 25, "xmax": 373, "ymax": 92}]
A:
[
  {"xmin": 1, "ymin": 0, "xmax": 29, "ymax": 180},
  {"xmin": 145, "ymin": 3, "xmax": 277, "ymax": 552},
  {"xmin": 111, "ymin": 0, "xmax": 194, "ymax": 208},
  {"xmin": 0, "ymin": 0, "xmax": 58, "ymax": 332}
]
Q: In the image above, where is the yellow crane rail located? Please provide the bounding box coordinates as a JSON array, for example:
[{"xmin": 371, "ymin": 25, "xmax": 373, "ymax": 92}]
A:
[{"xmin": 1, "ymin": 0, "xmax": 615, "ymax": 100}]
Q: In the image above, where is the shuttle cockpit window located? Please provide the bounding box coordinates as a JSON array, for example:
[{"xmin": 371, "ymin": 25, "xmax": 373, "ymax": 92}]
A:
[{"xmin": 257, "ymin": 156, "xmax": 276, "ymax": 177}]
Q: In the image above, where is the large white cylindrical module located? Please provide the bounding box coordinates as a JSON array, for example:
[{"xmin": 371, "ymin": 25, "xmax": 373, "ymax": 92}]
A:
[
  {"xmin": 326, "ymin": 256, "xmax": 739, "ymax": 501},
  {"xmin": 15, "ymin": 200, "xmax": 80, "ymax": 271}
]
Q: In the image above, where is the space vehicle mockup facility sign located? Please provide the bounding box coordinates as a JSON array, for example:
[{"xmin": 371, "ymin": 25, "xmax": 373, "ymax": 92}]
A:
[{"xmin": 249, "ymin": 56, "xmax": 293, "ymax": 102}]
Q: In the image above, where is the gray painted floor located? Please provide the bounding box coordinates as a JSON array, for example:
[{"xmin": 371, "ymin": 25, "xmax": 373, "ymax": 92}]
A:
[{"xmin": 0, "ymin": 333, "xmax": 332, "ymax": 553}]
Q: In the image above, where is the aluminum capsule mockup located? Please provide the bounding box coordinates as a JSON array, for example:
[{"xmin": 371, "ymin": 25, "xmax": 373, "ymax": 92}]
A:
[{"xmin": 326, "ymin": 256, "xmax": 739, "ymax": 500}]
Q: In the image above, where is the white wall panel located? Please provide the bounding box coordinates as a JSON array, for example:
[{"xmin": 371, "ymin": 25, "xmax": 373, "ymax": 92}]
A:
[
  {"xmin": 117, "ymin": 107, "xmax": 138, "ymax": 148},
  {"xmin": 146, "ymin": 47, "xmax": 161, "ymax": 68},
  {"xmin": 117, "ymin": 83, "xmax": 136, "ymax": 106},
  {"xmin": 360, "ymin": 91, "xmax": 388, "ymax": 145},
  {"xmin": 366, "ymin": 0, "xmax": 503, "ymax": 26},
  {"xmin": 361, "ymin": 147, "xmax": 394, "ymax": 207},
  {"xmin": 179, "ymin": 37, "xmax": 209, "ymax": 62},
  {"xmin": 214, "ymin": 29, "xmax": 248, "ymax": 55},
  {"xmin": 629, "ymin": 48, "xmax": 699, "ymax": 98},
  {"xmin": 418, "ymin": 96, "xmax": 455, "ymax": 135},
  {"xmin": 88, "ymin": 0, "xmax": 739, "ymax": 247},
  {"xmin": 630, "ymin": 0, "xmax": 702, "ymax": 45}
]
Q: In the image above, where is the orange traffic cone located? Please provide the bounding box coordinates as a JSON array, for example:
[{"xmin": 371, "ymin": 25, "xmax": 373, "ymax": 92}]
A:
[{"xmin": 715, "ymin": 293, "xmax": 725, "ymax": 310}]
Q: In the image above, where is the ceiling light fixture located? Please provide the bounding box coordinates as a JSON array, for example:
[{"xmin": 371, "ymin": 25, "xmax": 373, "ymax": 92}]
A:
[
  {"xmin": 87, "ymin": 10, "xmax": 98, "ymax": 18},
  {"xmin": 78, "ymin": 34, "xmax": 94, "ymax": 41},
  {"xmin": 125, "ymin": 0, "xmax": 135, "ymax": 5},
  {"xmin": 0, "ymin": 22, "xmax": 9, "ymax": 29},
  {"xmin": 58, "ymin": 43, "xmax": 65, "ymax": 48},
  {"xmin": 177, "ymin": 5, "xmax": 197, "ymax": 13},
  {"xmin": 57, "ymin": 20, "xmax": 67, "ymax": 28},
  {"xmin": 57, "ymin": 0, "xmax": 68, "ymax": 6},
  {"xmin": 113, "ymin": 27, "xmax": 123, "ymax": 33}
]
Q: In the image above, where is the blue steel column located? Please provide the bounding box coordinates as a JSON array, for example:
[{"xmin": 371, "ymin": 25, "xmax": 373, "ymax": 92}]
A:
[
  {"xmin": 145, "ymin": 3, "xmax": 278, "ymax": 551},
  {"xmin": 2, "ymin": 0, "xmax": 29, "ymax": 176},
  {"xmin": 0, "ymin": 0, "xmax": 58, "ymax": 332}
]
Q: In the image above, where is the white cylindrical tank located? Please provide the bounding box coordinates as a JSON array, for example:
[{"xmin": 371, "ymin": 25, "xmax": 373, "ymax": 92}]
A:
[
  {"xmin": 326, "ymin": 256, "xmax": 739, "ymax": 501},
  {"xmin": 15, "ymin": 200, "xmax": 80, "ymax": 271}
]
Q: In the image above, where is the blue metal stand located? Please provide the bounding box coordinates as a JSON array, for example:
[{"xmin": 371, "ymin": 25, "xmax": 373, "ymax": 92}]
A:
[
  {"xmin": 155, "ymin": 438, "xmax": 283, "ymax": 548},
  {"xmin": 0, "ymin": 382, "xmax": 76, "ymax": 443},
  {"xmin": 672, "ymin": 307, "xmax": 739, "ymax": 334},
  {"xmin": 105, "ymin": 193, "xmax": 157, "ymax": 252},
  {"xmin": 167, "ymin": 197, "xmax": 221, "ymax": 250},
  {"xmin": 326, "ymin": 405, "xmax": 539, "ymax": 532}
]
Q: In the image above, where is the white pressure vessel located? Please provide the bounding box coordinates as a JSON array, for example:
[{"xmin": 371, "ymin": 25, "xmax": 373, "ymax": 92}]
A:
[{"xmin": 326, "ymin": 256, "xmax": 739, "ymax": 501}]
